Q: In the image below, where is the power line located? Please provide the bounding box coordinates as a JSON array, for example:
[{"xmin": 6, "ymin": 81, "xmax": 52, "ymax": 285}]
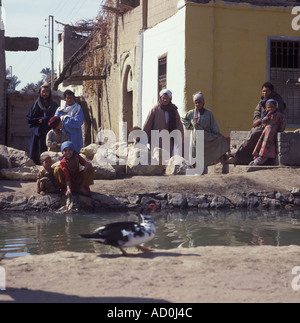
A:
[
  {"xmin": 71, "ymin": 0, "xmax": 90, "ymax": 22},
  {"xmin": 8, "ymin": 0, "xmax": 101, "ymax": 87},
  {"xmin": 69, "ymin": 0, "xmax": 84, "ymax": 17},
  {"xmin": 52, "ymin": 0, "xmax": 73, "ymax": 19}
]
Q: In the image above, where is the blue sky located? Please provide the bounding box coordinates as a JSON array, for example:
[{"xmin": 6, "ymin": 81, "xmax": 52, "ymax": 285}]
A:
[{"xmin": 2, "ymin": 0, "xmax": 103, "ymax": 89}]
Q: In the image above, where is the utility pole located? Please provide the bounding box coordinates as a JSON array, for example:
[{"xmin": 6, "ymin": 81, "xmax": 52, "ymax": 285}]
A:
[{"xmin": 48, "ymin": 15, "xmax": 54, "ymax": 89}]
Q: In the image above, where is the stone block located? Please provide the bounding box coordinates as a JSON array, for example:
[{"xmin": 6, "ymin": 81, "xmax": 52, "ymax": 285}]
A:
[
  {"xmin": 168, "ymin": 193, "xmax": 187, "ymax": 208},
  {"xmin": 165, "ymin": 155, "xmax": 193, "ymax": 175},
  {"xmin": 81, "ymin": 144, "xmax": 100, "ymax": 160},
  {"xmin": 230, "ymin": 131, "xmax": 300, "ymax": 167},
  {"xmin": 0, "ymin": 145, "xmax": 12, "ymax": 169},
  {"xmin": 0, "ymin": 166, "xmax": 40, "ymax": 181},
  {"xmin": 126, "ymin": 146, "xmax": 165, "ymax": 176},
  {"xmin": 8, "ymin": 147, "xmax": 35, "ymax": 167},
  {"xmin": 277, "ymin": 132, "xmax": 300, "ymax": 166}
]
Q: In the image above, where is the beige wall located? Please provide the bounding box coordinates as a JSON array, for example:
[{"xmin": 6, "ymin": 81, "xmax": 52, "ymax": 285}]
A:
[
  {"xmin": 147, "ymin": 0, "xmax": 179, "ymax": 27},
  {"xmin": 87, "ymin": 0, "xmax": 180, "ymax": 141}
]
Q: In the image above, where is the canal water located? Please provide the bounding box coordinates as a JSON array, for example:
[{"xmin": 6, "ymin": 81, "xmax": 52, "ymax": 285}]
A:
[{"xmin": 1, "ymin": 208, "xmax": 300, "ymax": 258}]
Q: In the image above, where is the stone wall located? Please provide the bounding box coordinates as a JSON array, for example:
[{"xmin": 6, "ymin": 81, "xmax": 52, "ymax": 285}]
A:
[
  {"xmin": 230, "ymin": 130, "xmax": 300, "ymax": 166},
  {"xmin": 1, "ymin": 189, "xmax": 300, "ymax": 213}
]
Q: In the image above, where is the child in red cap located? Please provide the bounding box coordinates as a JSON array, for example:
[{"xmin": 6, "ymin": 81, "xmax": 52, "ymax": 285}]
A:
[{"xmin": 46, "ymin": 116, "xmax": 69, "ymax": 152}]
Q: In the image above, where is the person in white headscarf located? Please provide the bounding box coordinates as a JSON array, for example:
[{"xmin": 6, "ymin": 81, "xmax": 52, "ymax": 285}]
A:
[
  {"xmin": 143, "ymin": 89, "xmax": 184, "ymax": 156},
  {"xmin": 182, "ymin": 91, "xmax": 229, "ymax": 166}
]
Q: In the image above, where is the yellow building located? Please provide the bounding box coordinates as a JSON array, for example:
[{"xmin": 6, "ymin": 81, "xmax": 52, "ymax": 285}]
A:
[
  {"xmin": 184, "ymin": 0, "xmax": 300, "ymax": 136},
  {"xmin": 57, "ymin": 0, "xmax": 300, "ymax": 141}
]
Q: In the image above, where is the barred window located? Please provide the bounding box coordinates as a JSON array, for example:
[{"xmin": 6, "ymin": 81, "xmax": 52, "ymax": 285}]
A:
[
  {"xmin": 271, "ymin": 41, "xmax": 300, "ymax": 69},
  {"xmin": 269, "ymin": 39, "xmax": 300, "ymax": 125}
]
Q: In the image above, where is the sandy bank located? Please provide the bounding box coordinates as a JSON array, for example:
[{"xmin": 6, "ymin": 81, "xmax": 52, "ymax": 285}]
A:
[{"xmin": 0, "ymin": 246, "xmax": 300, "ymax": 303}]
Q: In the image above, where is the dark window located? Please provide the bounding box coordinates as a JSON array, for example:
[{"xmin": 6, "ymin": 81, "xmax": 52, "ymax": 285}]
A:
[
  {"xmin": 271, "ymin": 41, "xmax": 300, "ymax": 69},
  {"xmin": 120, "ymin": 0, "xmax": 140, "ymax": 9},
  {"xmin": 270, "ymin": 39, "xmax": 300, "ymax": 125},
  {"xmin": 158, "ymin": 56, "xmax": 167, "ymax": 96}
]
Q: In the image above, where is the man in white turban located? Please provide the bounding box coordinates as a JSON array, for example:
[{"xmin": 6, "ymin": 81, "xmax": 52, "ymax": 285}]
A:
[
  {"xmin": 160, "ymin": 89, "xmax": 173, "ymax": 99},
  {"xmin": 143, "ymin": 89, "xmax": 184, "ymax": 156}
]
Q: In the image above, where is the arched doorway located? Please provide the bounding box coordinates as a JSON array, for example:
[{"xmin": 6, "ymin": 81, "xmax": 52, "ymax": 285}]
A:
[{"xmin": 122, "ymin": 65, "xmax": 133, "ymax": 135}]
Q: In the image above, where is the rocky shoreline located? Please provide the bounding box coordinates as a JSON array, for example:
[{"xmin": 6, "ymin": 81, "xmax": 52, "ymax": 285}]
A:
[
  {"xmin": 1, "ymin": 142, "xmax": 300, "ymax": 213},
  {"xmin": 1, "ymin": 186, "xmax": 300, "ymax": 213}
]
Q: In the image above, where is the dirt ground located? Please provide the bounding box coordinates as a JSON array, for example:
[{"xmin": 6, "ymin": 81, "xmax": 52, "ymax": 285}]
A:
[
  {"xmin": 1, "ymin": 168, "xmax": 300, "ymax": 303},
  {"xmin": 1, "ymin": 167, "xmax": 300, "ymax": 197},
  {"xmin": 1, "ymin": 247, "xmax": 300, "ymax": 303}
]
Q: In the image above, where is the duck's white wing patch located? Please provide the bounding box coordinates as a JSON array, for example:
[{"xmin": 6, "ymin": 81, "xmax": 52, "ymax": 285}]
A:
[{"xmin": 121, "ymin": 229, "xmax": 132, "ymax": 237}]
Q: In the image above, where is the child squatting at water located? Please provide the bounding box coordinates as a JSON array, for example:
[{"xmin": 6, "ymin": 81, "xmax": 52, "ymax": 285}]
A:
[{"xmin": 55, "ymin": 141, "xmax": 94, "ymax": 197}]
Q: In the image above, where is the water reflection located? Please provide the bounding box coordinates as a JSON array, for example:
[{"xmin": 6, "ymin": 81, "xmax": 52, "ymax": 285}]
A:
[{"xmin": 0, "ymin": 208, "xmax": 300, "ymax": 258}]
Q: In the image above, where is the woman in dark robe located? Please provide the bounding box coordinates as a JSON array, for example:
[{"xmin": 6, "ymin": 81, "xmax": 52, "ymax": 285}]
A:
[{"xmin": 27, "ymin": 85, "xmax": 58, "ymax": 165}]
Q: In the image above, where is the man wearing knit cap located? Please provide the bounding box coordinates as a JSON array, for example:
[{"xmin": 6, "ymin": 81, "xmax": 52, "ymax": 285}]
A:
[{"xmin": 182, "ymin": 91, "xmax": 229, "ymax": 167}]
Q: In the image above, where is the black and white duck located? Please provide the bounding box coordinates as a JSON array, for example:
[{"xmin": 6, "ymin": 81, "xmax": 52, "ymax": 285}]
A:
[{"xmin": 80, "ymin": 203, "xmax": 157, "ymax": 256}]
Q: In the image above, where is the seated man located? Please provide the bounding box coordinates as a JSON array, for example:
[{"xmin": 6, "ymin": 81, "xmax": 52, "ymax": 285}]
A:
[{"xmin": 229, "ymin": 82, "xmax": 286, "ymax": 165}]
